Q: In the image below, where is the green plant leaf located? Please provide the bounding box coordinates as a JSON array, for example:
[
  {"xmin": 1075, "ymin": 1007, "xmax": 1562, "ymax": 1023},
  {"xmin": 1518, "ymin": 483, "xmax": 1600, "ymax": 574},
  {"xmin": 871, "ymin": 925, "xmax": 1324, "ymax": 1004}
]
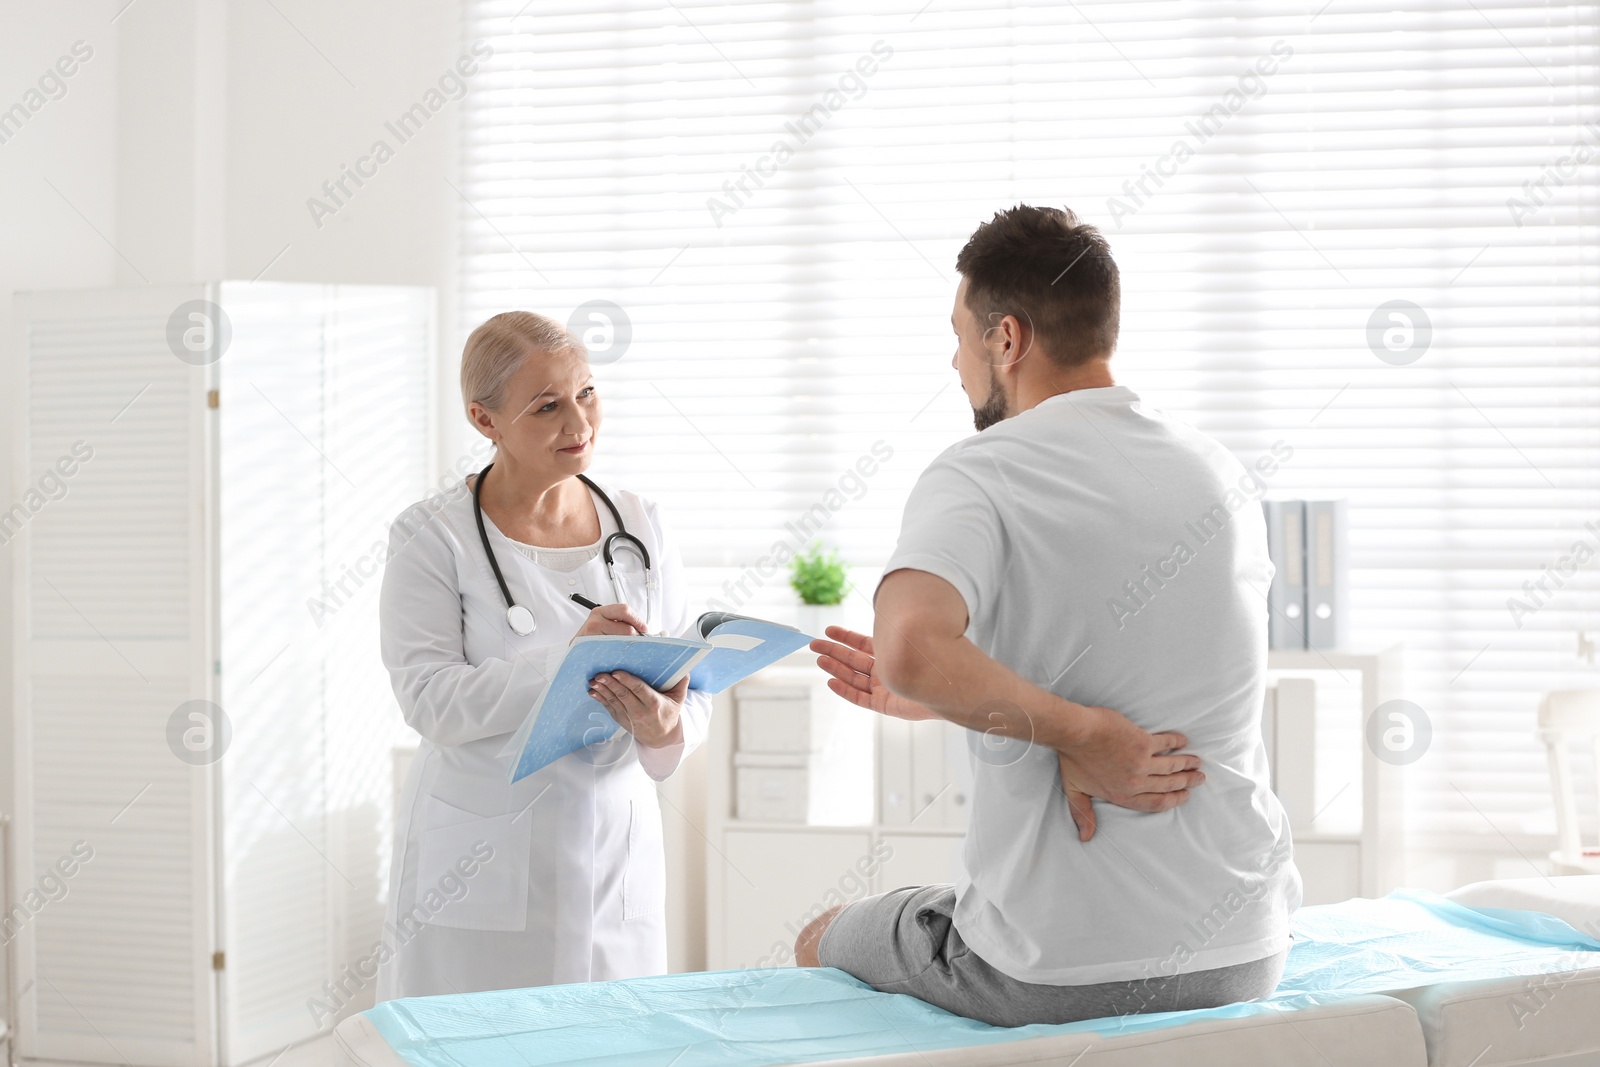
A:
[{"xmin": 789, "ymin": 543, "xmax": 848, "ymax": 605}]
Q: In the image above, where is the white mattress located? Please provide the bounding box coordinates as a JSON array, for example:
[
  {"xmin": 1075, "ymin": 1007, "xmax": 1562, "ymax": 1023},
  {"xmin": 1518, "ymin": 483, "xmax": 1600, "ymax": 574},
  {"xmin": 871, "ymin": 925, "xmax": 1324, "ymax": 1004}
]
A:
[
  {"xmin": 1385, "ymin": 971, "xmax": 1600, "ymax": 1067},
  {"xmin": 335, "ymin": 992, "xmax": 1429, "ymax": 1067},
  {"xmin": 1396, "ymin": 875, "xmax": 1600, "ymax": 1067},
  {"xmin": 334, "ymin": 879, "xmax": 1600, "ymax": 1067}
]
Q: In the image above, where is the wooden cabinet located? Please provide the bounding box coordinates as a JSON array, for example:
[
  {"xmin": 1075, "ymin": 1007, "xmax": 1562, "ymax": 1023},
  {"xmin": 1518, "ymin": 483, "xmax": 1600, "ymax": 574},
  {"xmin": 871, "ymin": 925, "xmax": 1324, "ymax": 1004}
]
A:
[
  {"xmin": 704, "ymin": 667, "xmax": 964, "ymax": 970},
  {"xmin": 716, "ymin": 829, "xmax": 874, "ymax": 969},
  {"xmin": 876, "ymin": 832, "xmax": 966, "ymax": 892}
]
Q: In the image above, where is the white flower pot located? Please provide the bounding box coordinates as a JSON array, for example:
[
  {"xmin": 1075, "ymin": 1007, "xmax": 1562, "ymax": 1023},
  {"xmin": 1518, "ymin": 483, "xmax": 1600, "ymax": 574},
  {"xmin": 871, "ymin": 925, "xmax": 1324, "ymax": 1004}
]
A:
[{"xmin": 792, "ymin": 603, "xmax": 847, "ymax": 640}]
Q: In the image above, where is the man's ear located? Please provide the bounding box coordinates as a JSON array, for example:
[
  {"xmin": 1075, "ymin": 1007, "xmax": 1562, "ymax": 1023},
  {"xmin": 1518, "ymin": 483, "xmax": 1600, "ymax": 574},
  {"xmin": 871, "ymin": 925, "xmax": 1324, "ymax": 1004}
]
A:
[
  {"xmin": 985, "ymin": 310, "xmax": 1034, "ymax": 371},
  {"xmin": 993, "ymin": 314, "xmax": 1032, "ymax": 376},
  {"xmin": 1006, "ymin": 307, "xmax": 1036, "ymax": 367},
  {"xmin": 982, "ymin": 311, "xmax": 1020, "ymax": 368}
]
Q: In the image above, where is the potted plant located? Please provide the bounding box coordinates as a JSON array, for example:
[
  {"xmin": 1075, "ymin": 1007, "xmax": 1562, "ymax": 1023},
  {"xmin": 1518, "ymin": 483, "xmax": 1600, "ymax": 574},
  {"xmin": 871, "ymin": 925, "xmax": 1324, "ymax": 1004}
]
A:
[{"xmin": 789, "ymin": 543, "xmax": 849, "ymax": 636}]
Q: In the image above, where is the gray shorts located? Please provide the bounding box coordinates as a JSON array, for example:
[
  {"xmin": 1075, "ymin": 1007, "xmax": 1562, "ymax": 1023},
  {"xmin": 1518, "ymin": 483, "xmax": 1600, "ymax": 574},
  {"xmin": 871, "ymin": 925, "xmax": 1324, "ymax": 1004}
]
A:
[{"xmin": 816, "ymin": 883, "xmax": 1288, "ymax": 1028}]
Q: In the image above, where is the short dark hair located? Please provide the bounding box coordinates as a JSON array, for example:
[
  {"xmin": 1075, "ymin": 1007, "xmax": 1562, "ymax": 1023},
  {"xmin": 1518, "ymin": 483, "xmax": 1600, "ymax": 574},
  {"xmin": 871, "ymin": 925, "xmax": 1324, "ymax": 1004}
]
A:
[{"xmin": 954, "ymin": 205, "xmax": 1120, "ymax": 366}]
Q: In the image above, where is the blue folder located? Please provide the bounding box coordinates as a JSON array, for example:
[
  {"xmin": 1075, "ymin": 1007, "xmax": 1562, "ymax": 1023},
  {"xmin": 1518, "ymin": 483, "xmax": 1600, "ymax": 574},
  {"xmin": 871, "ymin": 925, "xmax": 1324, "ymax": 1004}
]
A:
[
  {"xmin": 506, "ymin": 615, "xmax": 811, "ymax": 782},
  {"xmin": 687, "ymin": 613, "xmax": 813, "ymax": 692}
]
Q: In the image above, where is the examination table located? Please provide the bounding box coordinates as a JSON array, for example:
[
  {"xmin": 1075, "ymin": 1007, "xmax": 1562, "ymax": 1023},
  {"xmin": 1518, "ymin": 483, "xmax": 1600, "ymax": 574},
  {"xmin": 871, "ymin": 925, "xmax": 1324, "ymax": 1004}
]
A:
[{"xmin": 334, "ymin": 878, "xmax": 1600, "ymax": 1067}]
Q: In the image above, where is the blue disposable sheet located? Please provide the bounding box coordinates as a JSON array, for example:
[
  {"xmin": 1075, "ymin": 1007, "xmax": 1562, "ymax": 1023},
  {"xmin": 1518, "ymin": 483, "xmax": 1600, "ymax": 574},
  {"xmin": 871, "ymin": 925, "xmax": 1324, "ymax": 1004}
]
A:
[{"xmin": 362, "ymin": 890, "xmax": 1600, "ymax": 1067}]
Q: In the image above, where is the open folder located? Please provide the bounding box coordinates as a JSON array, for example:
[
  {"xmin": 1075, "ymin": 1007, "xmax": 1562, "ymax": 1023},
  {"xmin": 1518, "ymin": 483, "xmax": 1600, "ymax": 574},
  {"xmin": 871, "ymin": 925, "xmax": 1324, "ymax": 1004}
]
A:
[{"xmin": 504, "ymin": 612, "xmax": 812, "ymax": 783}]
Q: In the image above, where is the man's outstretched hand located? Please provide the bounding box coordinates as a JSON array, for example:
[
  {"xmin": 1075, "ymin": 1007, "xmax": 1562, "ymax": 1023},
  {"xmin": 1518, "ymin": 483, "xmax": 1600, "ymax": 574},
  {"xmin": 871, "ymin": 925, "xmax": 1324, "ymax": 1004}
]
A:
[{"xmin": 810, "ymin": 626, "xmax": 941, "ymax": 721}]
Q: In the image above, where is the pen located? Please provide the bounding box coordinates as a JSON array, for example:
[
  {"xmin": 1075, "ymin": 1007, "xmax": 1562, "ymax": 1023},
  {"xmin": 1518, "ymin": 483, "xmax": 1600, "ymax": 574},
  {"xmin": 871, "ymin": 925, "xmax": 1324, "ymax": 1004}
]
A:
[{"xmin": 570, "ymin": 592, "xmax": 660, "ymax": 637}]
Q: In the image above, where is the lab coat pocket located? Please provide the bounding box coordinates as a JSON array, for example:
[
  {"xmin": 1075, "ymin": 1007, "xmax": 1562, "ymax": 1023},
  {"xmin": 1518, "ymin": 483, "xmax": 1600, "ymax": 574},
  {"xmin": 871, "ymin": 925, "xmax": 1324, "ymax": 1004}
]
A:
[
  {"xmin": 414, "ymin": 796, "xmax": 532, "ymax": 932},
  {"xmin": 622, "ymin": 796, "xmax": 665, "ymax": 921}
]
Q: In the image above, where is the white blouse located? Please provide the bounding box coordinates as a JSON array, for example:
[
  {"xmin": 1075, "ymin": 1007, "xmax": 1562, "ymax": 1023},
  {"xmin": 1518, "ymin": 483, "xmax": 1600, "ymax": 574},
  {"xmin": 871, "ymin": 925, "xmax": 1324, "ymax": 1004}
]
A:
[{"xmin": 508, "ymin": 537, "xmax": 602, "ymax": 573}]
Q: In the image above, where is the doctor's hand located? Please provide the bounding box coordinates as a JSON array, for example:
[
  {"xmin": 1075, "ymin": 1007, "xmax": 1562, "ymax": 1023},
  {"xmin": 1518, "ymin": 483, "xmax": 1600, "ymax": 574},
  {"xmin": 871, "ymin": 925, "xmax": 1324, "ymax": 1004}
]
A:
[
  {"xmin": 572, "ymin": 603, "xmax": 649, "ymax": 641},
  {"xmin": 1054, "ymin": 705, "xmax": 1203, "ymax": 842},
  {"xmin": 589, "ymin": 671, "xmax": 687, "ymax": 749},
  {"xmin": 810, "ymin": 626, "xmax": 941, "ymax": 722}
]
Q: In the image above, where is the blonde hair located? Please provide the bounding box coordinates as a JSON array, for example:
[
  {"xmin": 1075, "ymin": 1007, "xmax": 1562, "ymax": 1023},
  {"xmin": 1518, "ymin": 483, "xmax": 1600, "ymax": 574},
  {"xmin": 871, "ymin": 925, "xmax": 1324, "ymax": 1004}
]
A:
[{"xmin": 460, "ymin": 311, "xmax": 585, "ymax": 415}]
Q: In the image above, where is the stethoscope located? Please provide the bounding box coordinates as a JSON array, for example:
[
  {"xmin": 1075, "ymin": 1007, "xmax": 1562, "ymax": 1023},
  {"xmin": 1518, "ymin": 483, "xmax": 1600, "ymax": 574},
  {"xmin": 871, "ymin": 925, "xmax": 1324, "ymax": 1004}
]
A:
[{"xmin": 472, "ymin": 462, "xmax": 654, "ymax": 636}]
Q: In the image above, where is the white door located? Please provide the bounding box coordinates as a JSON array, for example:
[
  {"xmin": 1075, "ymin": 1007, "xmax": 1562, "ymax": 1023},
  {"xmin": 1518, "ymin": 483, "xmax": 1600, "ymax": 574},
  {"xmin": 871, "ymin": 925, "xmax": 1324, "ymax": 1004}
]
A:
[
  {"xmin": 216, "ymin": 283, "xmax": 337, "ymax": 1063},
  {"xmin": 12, "ymin": 286, "xmax": 218, "ymax": 1065},
  {"xmin": 215, "ymin": 283, "xmax": 432, "ymax": 1060},
  {"xmin": 314, "ymin": 284, "xmax": 432, "ymax": 1008}
]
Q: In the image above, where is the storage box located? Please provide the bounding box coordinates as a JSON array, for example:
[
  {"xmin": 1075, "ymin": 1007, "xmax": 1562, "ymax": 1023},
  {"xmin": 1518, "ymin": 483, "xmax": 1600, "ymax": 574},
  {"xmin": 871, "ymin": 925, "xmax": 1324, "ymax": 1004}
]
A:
[
  {"xmin": 734, "ymin": 753, "xmax": 827, "ymax": 823},
  {"xmin": 736, "ymin": 682, "xmax": 839, "ymax": 753}
]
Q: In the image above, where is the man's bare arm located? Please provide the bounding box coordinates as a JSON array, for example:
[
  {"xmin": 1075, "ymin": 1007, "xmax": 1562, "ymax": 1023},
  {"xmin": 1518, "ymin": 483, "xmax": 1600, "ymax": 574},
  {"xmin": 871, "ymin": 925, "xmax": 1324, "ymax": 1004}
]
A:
[{"xmin": 872, "ymin": 567, "xmax": 1204, "ymax": 838}]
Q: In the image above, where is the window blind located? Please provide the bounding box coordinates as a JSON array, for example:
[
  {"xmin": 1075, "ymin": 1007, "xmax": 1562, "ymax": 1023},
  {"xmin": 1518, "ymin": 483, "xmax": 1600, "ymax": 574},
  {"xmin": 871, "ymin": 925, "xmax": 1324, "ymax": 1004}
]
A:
[{"xmin": 460, "ymin": 0, "xmax": 1600, "ymax": 840}]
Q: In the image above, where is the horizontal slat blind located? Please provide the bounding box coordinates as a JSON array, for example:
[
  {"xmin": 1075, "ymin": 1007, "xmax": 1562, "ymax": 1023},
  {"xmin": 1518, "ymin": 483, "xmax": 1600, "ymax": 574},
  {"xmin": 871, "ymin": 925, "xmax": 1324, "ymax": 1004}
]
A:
[{"xmin": 462, "ymin": 1, "xmax": 1600, "ymax": 839}]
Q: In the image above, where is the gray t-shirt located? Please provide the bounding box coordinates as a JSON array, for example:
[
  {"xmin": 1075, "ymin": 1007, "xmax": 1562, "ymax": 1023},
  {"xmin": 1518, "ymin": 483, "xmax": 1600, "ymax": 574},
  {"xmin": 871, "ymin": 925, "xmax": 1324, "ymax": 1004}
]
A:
[{"xmin": 881, "ymin": 385, "xmax": 1301, "ymax": 985}]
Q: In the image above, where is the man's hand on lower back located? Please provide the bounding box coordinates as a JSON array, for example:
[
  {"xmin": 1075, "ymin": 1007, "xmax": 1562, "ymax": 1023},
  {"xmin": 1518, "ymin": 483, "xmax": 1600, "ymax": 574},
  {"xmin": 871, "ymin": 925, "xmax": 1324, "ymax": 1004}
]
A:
[
  {"xmin": 1055, "ymin": 703, "xmax": 1205, "ymax": 842},
  {"xmin": 866, "ymin": 568, "xmax": 1207, "ymax": 842}
]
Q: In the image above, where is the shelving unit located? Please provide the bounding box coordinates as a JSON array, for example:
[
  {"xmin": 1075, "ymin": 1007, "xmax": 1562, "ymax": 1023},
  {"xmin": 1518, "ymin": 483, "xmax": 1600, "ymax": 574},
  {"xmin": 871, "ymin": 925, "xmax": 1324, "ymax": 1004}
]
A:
[{"xmin": 1266, "ymin": 645, "xmax": 1406, "ymax": 901}]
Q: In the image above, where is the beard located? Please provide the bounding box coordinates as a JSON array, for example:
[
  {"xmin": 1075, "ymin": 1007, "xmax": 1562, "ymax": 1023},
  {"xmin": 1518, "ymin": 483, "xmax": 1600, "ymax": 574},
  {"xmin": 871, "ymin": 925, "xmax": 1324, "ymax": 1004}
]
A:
[{"xmin": 971, "ymin": 365, "xmax": 1011, "ymax": 431}]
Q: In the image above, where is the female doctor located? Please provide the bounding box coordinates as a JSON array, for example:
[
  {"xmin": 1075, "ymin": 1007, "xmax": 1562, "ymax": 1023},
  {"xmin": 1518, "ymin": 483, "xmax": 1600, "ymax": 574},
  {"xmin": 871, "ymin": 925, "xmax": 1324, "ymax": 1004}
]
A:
[{"xmin": 375, "ymin": 311, "xmax": 710, "ymax": 999}]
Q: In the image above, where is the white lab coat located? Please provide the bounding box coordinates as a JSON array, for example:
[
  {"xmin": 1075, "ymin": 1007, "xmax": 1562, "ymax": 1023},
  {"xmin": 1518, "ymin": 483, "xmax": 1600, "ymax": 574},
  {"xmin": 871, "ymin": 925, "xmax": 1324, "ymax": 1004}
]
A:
[{"xmin": 373, "ymin": 476, "xmax": 710, "ymax": 1001}]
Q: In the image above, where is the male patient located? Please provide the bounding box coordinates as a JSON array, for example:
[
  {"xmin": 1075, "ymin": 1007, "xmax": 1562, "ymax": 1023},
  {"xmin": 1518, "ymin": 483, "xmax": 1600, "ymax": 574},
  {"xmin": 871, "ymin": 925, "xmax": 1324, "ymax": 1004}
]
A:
[{"xmin": 798, "ymin": 205, "xmax": 1301, "ymax": 1027}]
